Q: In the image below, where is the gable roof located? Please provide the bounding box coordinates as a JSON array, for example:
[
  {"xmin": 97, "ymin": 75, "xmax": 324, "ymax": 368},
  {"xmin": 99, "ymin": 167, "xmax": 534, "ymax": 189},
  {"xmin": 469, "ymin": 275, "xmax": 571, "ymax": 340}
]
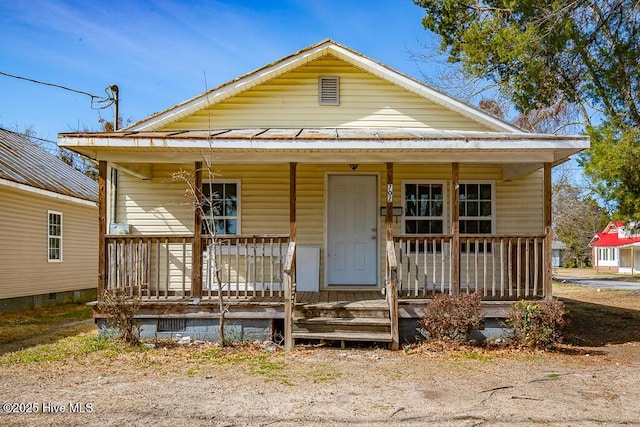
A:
[
  {"xmin": 0, "ymin": 128, "xmax": 98, "ymax": 202},
  {"xmin": 590, "ymin": 221, "xmax": 640, "ymax": 248},
  {"xmin": 126, "ymin": 39, "xmax": 522, "ymax": 134}
]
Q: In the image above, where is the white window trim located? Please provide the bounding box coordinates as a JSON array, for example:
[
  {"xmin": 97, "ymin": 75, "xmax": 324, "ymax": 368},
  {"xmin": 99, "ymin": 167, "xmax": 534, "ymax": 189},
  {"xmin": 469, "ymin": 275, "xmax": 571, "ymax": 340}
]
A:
[
  {"xmin": 400, "ymin": 180, "xmax": 448, "ymax": 234},
  {"xmin": 459, "ymin": 180, "xmax": 496, "ymax": 234},
  {"xmin": 47, "ymin": 210, "xmax": 63, "ymax": 263},
  {"xmin": 202, "ymin": 179, "xmax": 241, "ymax": 235}
]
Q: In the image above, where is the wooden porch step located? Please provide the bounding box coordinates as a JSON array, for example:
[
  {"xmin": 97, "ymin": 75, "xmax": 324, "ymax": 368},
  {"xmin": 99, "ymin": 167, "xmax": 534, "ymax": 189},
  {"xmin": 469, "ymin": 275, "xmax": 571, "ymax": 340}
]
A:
[
  {"xmin": 291, "ymin": 330, "xmax": 393, "ymax": 343},
  {"xmin": 294, "ymin": 317, "xmax": 390, "ymax": 326}
]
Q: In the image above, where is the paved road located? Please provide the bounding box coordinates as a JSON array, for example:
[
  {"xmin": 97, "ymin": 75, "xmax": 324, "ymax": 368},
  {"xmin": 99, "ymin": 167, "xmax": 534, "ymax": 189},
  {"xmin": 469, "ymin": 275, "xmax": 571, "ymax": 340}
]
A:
[{"xmin": 555, "ymin": 276, "xmax": 640, "ymax": 291}]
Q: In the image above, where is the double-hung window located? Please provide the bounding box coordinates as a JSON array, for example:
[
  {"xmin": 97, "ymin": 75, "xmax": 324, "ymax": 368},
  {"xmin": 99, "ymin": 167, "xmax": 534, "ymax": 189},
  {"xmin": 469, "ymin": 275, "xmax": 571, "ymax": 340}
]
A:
[
  {"xmin": 459, "ymin": 182, "xmax": 494, "ymax": 252},
  {"xmin": 459, "ymin": 182, "xmax": 494, "ymax": 234},
  {"xmin": 403, "ymin": 182, "xmax": 445, "ymax": 234},
  {"xmin": 48, "ymin": 211, "xmax": 62, "ymax": 262},
  {"xmin": 201, "ymin": 181, "xmax": 240, "ymax": 235},
  {"xmin": 402, "ymin": 181, "xmax": 446, "ymax": 252}
]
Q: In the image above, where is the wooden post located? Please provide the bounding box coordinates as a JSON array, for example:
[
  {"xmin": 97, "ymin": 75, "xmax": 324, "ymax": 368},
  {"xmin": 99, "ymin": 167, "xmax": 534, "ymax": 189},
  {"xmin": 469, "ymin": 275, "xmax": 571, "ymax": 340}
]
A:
[
  {"xmin": 385, "ymin": 163, "xmax": 399, "ymax": 350},
  {"xmin": 290, "ymin": 162, "xmax": 297, "ymax": 241},
  {"xmin": 98, "ymin": 161, "xmax": 108, "ymax": 297},
  {"xmin": 192, "ymin": 162, "xmax": 203, "ymax": 299},
  {"xmin": 385, "ymin": 163, "xmax": 393, "ymax": 242},
  {"xmin": 284, "ymin": 162, "xmax": 297, "ymax": 351},
  {"xmin": 451, "ymin": 163, "xmax": 460, "ymax": 295},
  {"xmin": 543, "ymin": 162, "xmax": 552, "ymax": 299}
]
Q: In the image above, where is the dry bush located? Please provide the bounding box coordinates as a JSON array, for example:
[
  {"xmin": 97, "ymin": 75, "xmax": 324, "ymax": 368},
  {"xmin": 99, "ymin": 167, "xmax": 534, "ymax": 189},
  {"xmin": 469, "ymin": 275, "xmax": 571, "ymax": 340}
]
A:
[
  {"xmin": 420, "ymin": 293, "xmax": 483, "ymax": 343},
  {"xmin": 97, "ymin": 290, "xmax": 140, "ymax": 345},
  {"xmin": 507, "ymin": 299, "xmax": 566, "ymax": 349}
]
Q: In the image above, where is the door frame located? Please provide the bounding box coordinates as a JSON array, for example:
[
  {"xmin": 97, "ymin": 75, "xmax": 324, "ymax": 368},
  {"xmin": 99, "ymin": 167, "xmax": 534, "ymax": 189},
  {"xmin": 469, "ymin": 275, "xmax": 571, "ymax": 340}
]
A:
[{"xmin": 323, "ymin": 172, "xmax": 380, "ymax": 289}]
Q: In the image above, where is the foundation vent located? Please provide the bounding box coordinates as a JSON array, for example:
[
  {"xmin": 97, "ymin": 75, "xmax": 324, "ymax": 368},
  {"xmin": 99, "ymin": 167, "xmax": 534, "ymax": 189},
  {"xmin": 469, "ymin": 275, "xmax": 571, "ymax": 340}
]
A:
[{"xmin": 157, "ymin": 318, "xmax": 186, "ymax": 332}]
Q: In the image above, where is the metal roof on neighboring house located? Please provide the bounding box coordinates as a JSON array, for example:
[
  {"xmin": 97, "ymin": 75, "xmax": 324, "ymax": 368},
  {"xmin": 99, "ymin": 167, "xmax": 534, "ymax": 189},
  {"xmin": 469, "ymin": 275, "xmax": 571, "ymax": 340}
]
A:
[{"xmin": 0, "ymin": 127, "xmax": 98, "ymax": 202}]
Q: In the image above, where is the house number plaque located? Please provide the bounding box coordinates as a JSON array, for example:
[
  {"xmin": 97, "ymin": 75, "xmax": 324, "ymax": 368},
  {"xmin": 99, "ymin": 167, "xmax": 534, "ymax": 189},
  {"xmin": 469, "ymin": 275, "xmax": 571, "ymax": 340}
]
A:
[{"xmin": 387, "ymin": 184, "xmax": 393, "ymax": 203}]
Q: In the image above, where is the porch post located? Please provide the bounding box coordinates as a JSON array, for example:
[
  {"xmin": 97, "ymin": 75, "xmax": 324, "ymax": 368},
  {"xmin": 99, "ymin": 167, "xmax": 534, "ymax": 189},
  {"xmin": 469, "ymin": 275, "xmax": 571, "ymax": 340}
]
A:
[
  {"xmin": 192, "ymin": 162, "xmax": 203, "ymax": 299},
  {"xmin": 543, "ymin": 163, "xmax": 553, "ymax": 299},
  {"xmin": 451, "ymin": 163, "xmax": 460, "ymax": 295},
  {"xmin": 385, "ymin": 163, "xmax": 393, "ymax": 241},
  {"xmin": 385, "ymin": 162, "xmax": 399, "ymax": 350},
  {"xmin": 284, "ymin": 162, "xmax": 297, "ymax": 351},
  {"xmin": 98, "ymin": 160, "xmax": 107, "ymax": 297}
]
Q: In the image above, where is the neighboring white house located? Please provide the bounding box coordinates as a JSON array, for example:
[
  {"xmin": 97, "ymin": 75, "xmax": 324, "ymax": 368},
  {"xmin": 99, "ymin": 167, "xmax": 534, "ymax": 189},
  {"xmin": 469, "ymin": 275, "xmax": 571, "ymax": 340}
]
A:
[
  {"xmin": 590, "ymin": 221, "xmax": 640, "ymax": 274},
  {"xmin": 0, "ymin": 128, "xmax": 98, "ymax": 311}
]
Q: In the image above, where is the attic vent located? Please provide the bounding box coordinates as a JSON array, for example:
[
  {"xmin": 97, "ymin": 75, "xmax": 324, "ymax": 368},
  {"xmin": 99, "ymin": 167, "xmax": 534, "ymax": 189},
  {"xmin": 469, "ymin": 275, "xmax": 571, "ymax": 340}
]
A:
[{"xmin": 319, "ymin": 77, "xmax": 339, "ymax": 105}]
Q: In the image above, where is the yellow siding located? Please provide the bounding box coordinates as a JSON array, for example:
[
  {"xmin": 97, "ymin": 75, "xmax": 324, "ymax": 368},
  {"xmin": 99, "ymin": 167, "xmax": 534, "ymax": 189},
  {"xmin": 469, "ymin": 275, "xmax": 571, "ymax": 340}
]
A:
[
  {"xmin": 117, "ymin": 162, "xmax": 543, "ymax": 289},
  {"xmin": 160, "ymin": 55, "xmax": 492, "ymax": 132},
  {"xmin": 0, "ymin": 187, "xmax": 98, "ymax": 299}
]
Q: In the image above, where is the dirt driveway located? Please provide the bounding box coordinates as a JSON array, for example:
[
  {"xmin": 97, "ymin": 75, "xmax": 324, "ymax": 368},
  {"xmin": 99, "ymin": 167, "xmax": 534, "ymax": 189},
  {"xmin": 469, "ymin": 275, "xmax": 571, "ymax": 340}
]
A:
[{"xmin": 1, "ymin": 280, "xmax": 640, "ymax": 426}]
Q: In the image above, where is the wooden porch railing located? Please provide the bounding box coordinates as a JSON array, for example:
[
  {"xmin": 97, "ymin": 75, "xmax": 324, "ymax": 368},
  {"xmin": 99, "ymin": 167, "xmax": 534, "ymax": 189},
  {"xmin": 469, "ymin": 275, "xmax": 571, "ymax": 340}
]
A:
[
  {"xmin": 393, "ymin": 234, "xmax": 547, "ymax": 299},
  {"xmin": 104, "ymin": 234, "xmax": 290, "ymax": 299}
]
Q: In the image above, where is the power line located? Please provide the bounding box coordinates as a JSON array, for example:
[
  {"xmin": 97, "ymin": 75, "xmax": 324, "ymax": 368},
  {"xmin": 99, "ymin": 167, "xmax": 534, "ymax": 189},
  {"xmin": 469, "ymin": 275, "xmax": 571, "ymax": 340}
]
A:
[{"xmin": 0, "ymin": 71, "xmax": 115, "ymax": 110}]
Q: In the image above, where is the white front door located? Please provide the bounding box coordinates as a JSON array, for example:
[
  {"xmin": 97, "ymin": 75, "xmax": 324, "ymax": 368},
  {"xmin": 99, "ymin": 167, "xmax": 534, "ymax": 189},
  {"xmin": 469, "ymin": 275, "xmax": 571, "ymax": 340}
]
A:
[{"xmin": 327, "ymin": 175, "xmax": 378, "ymax": 286}]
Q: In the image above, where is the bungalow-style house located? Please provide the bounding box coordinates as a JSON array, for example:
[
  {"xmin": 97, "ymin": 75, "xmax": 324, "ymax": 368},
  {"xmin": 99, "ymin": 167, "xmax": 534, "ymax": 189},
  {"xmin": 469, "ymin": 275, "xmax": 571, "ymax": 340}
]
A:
[
  {"xmin": 58, "ymin": 40, "xmax": 589, "ymax": 349},
  {"xmin": 0, "ymin": 128, "xmax": 98, "ymax": 312},
  {"xmin": 590, "ymin": 221, "xmax": 640, "ymax": 274}
]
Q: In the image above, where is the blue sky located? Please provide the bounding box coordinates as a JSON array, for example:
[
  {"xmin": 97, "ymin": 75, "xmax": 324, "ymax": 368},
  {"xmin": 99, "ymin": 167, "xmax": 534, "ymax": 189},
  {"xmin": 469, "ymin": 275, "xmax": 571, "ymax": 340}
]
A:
[{"xmin": 0, "ymin": 0, "xmax": 436, "ymax": 146}]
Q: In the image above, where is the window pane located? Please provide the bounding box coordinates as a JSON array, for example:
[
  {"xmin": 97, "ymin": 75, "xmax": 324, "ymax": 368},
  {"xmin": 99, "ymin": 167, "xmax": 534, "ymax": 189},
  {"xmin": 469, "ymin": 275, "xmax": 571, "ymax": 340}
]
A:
[
  {"xmin": 467, "ymin": 201, "xmax": 478, "ymax": 217},
  {"xmin": 466, "ymin": 184, "xmax": 479, "ymax": 200},
  {"xmin": 479, "ymin": 220, "xmax": 492, "ymax": 233},
  {"xmin": 417, "ymin": 220, "xmax": 429, "ymax": 234},
  {"xmin": 463, "ymin": 220, "xmax": 479, "ymax": 233},
  {"xmin": 430, "ymin": 220, "xmax": 443, "ymax": 233},
  {"xmin": 212, "ymin": 183, "xmax": 224, "ymax": 200},
  {"xmin": 431, "ymin": 199, "xmax": 443, "ymax": 216},
  {"xmin": 226, "ymin": 219, "xmax": 237, "ymax": 235},
  {"xmin": 405, "ymin": 220, "xmax": 417, "ymax": 234},
  {"xmin": 405, "ymin": 199, "xmax": 417, "ymax": 217},
  {"xmin": 480, "ymin": 184, "xmax": 492, "ymax": 200},
  {"xmin": 480, "ymin": 201, "xmax": 492, "ymax": 216},
  {"xmin": 224, "ymin": 199, "xmax": 237, "ymax": 217},
  {"xmin": 418, "ymin": 197, "xmax": 428, "ymax": 216}
]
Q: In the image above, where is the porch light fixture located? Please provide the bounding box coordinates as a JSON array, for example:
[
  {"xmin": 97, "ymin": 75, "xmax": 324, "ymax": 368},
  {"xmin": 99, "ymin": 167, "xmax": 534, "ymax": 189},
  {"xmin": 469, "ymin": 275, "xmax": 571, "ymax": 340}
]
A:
[{"xmin": 349, "ymin": 163, "xmax": 359, "ymax": 171}]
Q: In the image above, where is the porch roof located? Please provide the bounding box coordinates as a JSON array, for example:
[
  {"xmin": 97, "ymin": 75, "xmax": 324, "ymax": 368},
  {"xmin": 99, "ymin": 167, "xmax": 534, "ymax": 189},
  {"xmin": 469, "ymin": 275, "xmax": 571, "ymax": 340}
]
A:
[{"xmin": 58, "ymin": 127, "xmax": 589, "ymax": 166}]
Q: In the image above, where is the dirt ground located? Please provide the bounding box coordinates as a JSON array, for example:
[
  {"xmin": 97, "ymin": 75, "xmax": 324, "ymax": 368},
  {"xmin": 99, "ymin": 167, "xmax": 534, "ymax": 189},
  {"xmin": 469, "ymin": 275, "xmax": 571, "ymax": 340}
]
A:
[{"xmin": 1, "ymin": 278, "xmax": 640, "ymax": 426}]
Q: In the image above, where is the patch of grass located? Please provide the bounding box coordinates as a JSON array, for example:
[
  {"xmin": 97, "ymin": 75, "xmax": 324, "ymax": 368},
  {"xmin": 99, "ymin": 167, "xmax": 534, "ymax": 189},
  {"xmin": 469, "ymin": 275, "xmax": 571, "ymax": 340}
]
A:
[
  {"xmin": 455, "ymin": 350, "xmax": 494, "ymax": 362},
  {"xmin": 0, "ymin": 304, "xmax": 94, "ymax": 352}
]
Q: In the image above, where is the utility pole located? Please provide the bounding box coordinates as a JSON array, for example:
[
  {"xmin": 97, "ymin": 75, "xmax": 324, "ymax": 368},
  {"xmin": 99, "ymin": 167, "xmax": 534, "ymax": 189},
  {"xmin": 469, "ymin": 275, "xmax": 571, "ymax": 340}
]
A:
[{"xmin": 110, "ymin": 84, "xmax": 119, "ymax": 131}]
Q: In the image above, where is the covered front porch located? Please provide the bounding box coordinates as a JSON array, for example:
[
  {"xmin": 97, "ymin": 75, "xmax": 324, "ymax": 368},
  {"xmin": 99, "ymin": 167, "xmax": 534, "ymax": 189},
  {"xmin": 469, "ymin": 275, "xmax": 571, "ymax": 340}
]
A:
[{"xmin": 94, "ymin": 157, "xmax": 556, "ymax": 350}]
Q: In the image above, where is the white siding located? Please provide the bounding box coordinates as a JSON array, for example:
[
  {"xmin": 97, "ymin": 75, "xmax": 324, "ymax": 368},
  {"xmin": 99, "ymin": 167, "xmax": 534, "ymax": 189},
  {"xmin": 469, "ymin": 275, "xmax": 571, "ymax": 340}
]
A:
[
  {"xmin": 116, "ymin": 162, "xmax": 544, "ymax": 288},
  {"xmin": 160, "ymin": 55, "xmax": 493, "ymax": 132},
  {"xmin": 0, "ymin": 186, "xmax": 98, "ymax": 299}
]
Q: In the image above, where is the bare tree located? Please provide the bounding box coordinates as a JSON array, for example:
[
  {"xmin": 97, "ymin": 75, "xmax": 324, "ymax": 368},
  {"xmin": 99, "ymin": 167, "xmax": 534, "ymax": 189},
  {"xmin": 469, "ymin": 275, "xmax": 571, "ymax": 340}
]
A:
[
  {"xmin": 552, "ymin": 163, "xmax": 608, "ymax": 267},
  {"xmin": 174, "ymin": 161, "xmax": 228, "ymax": 346}
]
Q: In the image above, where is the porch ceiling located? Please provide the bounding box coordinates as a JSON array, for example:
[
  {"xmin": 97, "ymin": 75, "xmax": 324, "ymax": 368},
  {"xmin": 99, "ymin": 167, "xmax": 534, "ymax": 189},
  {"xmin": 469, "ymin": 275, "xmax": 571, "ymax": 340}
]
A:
[{"xmin": 58, "ymin": 127, "xmax": 589, "ymax": 165}]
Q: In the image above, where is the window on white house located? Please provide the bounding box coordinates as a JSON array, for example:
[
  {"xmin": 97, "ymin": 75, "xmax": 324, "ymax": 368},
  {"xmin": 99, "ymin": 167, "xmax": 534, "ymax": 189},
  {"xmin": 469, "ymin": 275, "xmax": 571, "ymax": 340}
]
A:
[
  {"xmin": 402, "ymin": 182, "xmax": 445, "ymax": 252},
  {"xmin": 318, "ymin": 76, "xmax": 340, "ymax": 105},
  {"xmin": 403, "ymin": 182, "xmax": 445, "ymax": 234},
  {"xmin": 459, "ymin": 183, "xmax": 494, "ymax": 234},
  {"xmin": 459, "ymin": 182, "xmax": 494, "ymax": 253},
  {"xmin": 202, "ymin": 181, "xmax": 240, "ymax": 235},
  {"xmin": 48, "ymin": 211, "xmax": 62, "ymax": 262}
]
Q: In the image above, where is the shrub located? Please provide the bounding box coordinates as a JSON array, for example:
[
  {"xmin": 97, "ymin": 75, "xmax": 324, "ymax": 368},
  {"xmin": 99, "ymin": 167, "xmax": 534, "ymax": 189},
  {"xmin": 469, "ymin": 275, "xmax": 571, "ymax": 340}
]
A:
[
  {"xmin": 420, "ymin": 293, "xmax": 483, "ymax": 342},
  {"xmin": 507, "ymin": 299, "xmax": 566, "ymax": 349},
  {"xmin": 96, "ymin": 290, "xmax": 140, "ymax": 345}
]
